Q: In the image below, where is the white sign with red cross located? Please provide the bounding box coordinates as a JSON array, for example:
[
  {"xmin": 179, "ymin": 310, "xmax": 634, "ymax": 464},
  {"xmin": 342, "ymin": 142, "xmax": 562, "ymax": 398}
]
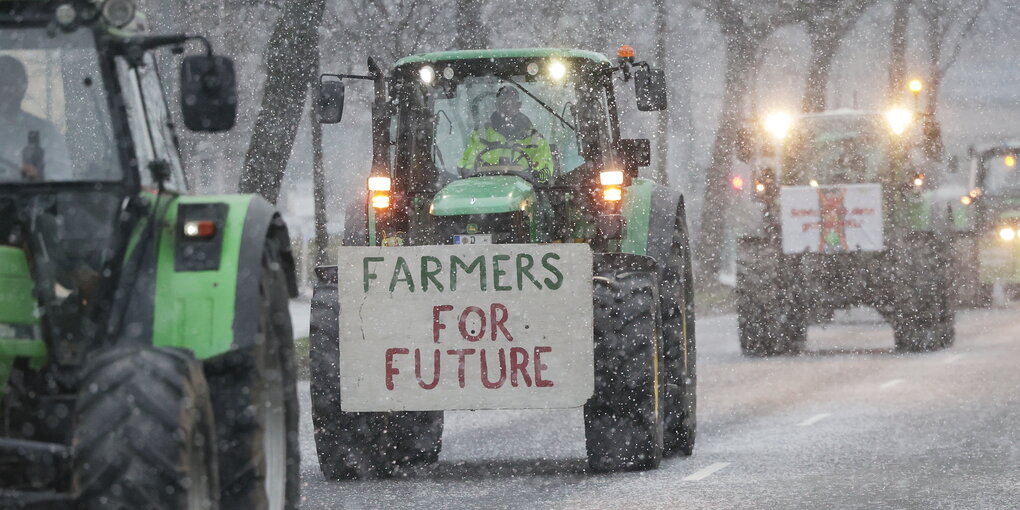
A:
[
  {"xmin": 780, "ymin": 183, "xmax": 884, "ymax": 254},
  {"xmin": 335, "ymin": 244, "xmax": 595, "ymax": 412}
]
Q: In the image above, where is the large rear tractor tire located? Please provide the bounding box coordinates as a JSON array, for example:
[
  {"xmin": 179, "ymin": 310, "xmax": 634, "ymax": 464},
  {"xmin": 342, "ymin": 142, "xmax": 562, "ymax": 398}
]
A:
[
  {"xmin": 891, "ymin": 234, "xmax": 955, "ymax": 352},
  {"xmin": 309, "ymin": 267, "xmax": 443, "ymax": 480},
  {"xmin": 659, "ymin": 208, "xmax": 697, "ymax": 457},
  {"xmin": 205, "ymin": 236, "xmax": 300, "ymax": 509},
  {"xmin": 73, "ymin": 347, "xmax": 219, "ymax": 510},
  {"xmin": 736, "ymin": 237, "xmax": 806, "ymax": 356},
  {"xmin": 585, "ymin": 255, "xmax": 664, "ymax": 473}
]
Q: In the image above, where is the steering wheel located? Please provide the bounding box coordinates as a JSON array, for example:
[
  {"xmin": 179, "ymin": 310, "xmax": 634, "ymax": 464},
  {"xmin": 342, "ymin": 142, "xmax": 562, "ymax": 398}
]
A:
[
  {"xmin": 464, "ymin": 142, "xmax": 542, "ymax": 185},
  {"xmin": 472, "ymin": 142, "xmax": 537, "ymax": 171}
]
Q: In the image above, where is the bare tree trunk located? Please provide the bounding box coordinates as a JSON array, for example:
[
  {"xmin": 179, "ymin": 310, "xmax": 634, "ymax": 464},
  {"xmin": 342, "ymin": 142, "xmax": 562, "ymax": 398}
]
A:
[
  {"xmin": 239, "ymin": 0, "xmax": 326, "ymax": 203},
  {"xmin": 802, "ymin": 31, "xmax": 841, "ymax": 113},
  {"xmin": 653, "ymin": 0, "xmax": 669, "ymax": 185},
  {"xmin": 695, "ymin": 31, "xmax": 758, "ymax": 277},
  {"xmin": 672, "ymin": 6, "xmax": 696, "ymax": 186},
  {"xmin": 454, "ymin": 0, "xmax": 488, "ymax": 49},
  {"xmin": 887, "ymin": 0, "xmax": 911, "ymax": 101}
]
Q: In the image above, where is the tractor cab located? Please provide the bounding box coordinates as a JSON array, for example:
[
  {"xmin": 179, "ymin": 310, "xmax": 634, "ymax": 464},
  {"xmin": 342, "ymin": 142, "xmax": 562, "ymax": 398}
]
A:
[
  {"xmin": 319, "ymin": 48, "xmax": 667, "ymax": 248},
  {"xmin": 965, "ymin": 144, "xmax": 1020, "ymax": 228},
  {"xmin": 0, "ymin": 0, "xmax": 235, "ymax": 363}
]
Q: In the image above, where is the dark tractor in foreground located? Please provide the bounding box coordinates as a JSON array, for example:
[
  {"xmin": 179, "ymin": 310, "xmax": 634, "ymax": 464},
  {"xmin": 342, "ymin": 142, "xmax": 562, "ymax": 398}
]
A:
[{"xmin": 1, "ymin": 1, "xmax": 300, "ymax": 508}]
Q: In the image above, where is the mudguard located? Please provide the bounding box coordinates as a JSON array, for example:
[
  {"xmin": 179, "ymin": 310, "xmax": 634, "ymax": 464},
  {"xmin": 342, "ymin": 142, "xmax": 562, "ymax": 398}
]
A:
[
  {"xmin": 153, "ymin": 194, "xmax": 296, "ymax": 359},
  {"xmin": 620, "ymin": 177, "xmax": 685, "ymax": 268}
]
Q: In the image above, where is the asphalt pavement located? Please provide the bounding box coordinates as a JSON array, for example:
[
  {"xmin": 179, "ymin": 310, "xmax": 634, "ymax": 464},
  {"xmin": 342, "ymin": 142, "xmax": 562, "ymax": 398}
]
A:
[{"xmin": 293, "ymin": 304, "xmax": 1020, "ymax": 509}]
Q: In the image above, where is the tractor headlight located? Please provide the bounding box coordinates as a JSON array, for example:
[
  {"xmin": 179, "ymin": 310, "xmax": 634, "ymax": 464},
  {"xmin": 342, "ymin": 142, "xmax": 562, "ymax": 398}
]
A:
[
  {"xmin": 999, "ymin": 227, "xmax": 1016, "ymax": 242},
  {"xmin": 599, "ymin": 170, "xmax": 624, "ymax": 186},
  {"xmin": 548, "ymin": 60, "xmax": 568, "ymax": 81},
  {"xmin": 764, "ymin": 112, "xmax": 792, "ymax": 141},
  {"xmin": 419, "ymin": 65, "xmax": 436, "ymax": 85},
  {"xmin": 885, "ymin": 108, "xmax": 913, "ymax": 135}
]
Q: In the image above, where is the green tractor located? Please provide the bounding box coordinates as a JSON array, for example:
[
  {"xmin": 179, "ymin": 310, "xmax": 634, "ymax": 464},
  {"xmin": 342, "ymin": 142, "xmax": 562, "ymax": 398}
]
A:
[
  {"xmin": 309, "ymin": 47, "xmax": 696, "ymax": 477},
  {"xmin": 736, "ymin": 109, "xmax": 955, "ymax": 355},
  {"xmin": 0, "ymin": 1, "xmax": 300, "ymax": 508},
  {"xmin": 949, "ymin": 143, "xmax": 1020, "ymax": 305}
]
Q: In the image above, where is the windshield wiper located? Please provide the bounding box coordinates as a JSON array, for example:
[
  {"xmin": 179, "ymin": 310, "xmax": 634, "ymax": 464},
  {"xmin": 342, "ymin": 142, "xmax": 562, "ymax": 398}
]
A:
[{"xmin": 504, "ymin": 77, "xmax": 576, "ymax": 131}]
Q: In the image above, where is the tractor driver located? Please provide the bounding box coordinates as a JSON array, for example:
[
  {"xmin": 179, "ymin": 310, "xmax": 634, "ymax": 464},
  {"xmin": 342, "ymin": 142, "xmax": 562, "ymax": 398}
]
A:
[
  {"xmin": 0, "ymin": 55, "xmax": 71, "ymax": 182},
  {"xmin": 458, "ymin": 86, "xmax": 554, "ymax": 182}
]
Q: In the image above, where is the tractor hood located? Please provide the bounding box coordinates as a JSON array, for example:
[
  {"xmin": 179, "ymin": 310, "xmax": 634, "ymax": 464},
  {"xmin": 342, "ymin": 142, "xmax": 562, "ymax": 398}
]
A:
[{"xmin": 430, "ymin": 176, "xmax": 535, "ymax": 216}]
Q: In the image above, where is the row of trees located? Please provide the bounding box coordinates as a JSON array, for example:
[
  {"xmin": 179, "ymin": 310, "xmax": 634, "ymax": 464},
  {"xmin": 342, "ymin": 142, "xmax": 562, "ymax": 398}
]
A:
[{"xmin": 145, "ymin": 0, "xmax": 996, "ymax": 276}]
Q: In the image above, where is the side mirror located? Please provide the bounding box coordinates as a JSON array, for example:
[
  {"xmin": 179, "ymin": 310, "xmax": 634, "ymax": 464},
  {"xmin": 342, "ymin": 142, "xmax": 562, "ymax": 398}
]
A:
[
  {"xmin": 319, "ymin": 80, "xmax": 345, "ymax": 124},
  {"xmin": 634, "ymin": 67, "xmax": 667, "ymax": 112},
  {"xmin": 180, "ymin": 55, "xmax": 237, "ymax": 132},
  {"xmin": 619, "ymin": 138, "xmax": 651, "ymax": 168}
]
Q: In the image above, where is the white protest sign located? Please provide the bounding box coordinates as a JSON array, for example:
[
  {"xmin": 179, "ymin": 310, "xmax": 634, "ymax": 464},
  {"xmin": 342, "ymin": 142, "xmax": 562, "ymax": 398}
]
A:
[
  {"xmin": 780, "ymin": 183, "xmax": 884, "ymax": 254},
  {"xmin": 336, "ymin": 244, "xmax": 595, "ymax": 412}
]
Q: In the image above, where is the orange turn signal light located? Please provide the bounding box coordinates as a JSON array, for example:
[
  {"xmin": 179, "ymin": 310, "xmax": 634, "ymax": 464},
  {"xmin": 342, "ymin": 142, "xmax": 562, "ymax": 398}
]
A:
[
  {"xmin": 603, "ymin": 186, "xmax": 623, "ymax": 202},
  {"xmin": 617, "ymin": 45, "xmax": 635, "ymax": 59},
  {"xmin": 371, "ymin": 192, "xmax": 390, "ymax": 209}
]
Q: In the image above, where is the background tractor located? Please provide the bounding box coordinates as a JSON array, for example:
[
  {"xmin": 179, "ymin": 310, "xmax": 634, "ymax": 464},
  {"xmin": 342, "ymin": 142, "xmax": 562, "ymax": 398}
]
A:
[
  {"xmin": 0, "ymin": 1, "xmax": 300, "ymax": 508},
  {"xmin": 310, "ymin": 47, "xmax": 697, "ymax": 477},
  {"xmin": 736, "ymin": 109, "xmax": 955, "ymax": 355},
  {"xmin": 946, "ymin": 143, "xmax": 1020, "ymax": 306}
]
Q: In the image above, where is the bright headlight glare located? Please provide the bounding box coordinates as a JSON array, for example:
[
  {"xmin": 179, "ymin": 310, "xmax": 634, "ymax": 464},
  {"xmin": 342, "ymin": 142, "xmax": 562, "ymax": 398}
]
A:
[
  {"xmin": 886, "ymin": 108, "xmax": 913, "ymax": 135},
  {"xmin": 419, "ymin": 65, "xmax": 435, "ymax": 85},
  {"xmin": 999, "ymin": 227, "xmax": 1016, "ymax": 241},
  {"xmin": 764, "ymin": 112, "xmax": 793, "ymax": 140},
  {"xmin": 368, "ymin": 176, "xmax": 391, "ymax": 191},
  {"xmin": 600, "ymin": 170, "xmax": 624, "ymax": 186},
  {"xmin": 548, "ymin": 60, "xmax": 567, "ymax": 81},
  {"xmin": 960, "ymin": 196, "xmax": 972, "ymax": 205},
  {"xmin": 603, "ymin": 186, "xmax": 623, "ymax": 202}
]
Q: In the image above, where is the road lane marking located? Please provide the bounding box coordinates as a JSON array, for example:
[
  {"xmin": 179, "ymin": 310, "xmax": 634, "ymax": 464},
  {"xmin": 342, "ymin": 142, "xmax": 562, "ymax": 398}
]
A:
[
  {"xmin": 683, "ymin": 462, "xmax": 730, "ymax": 481},
  {"xmin": 880, "ymin": 378, "xmax": 904, "ymax": 389},
  {"xmin": 798, "ymin": 413, "xmax": 831, "ymax": 427}
]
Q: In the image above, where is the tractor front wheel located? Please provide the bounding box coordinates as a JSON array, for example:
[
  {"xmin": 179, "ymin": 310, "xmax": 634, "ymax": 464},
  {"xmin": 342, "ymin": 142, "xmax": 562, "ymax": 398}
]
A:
[
  {"xmin": 72, "ymin": 347, "xmax": 219, "ymax": 510},
  {"xmin": 584, "ymin": 256, "xmax": 664, "ymax": 473},
  {"xmin": 205, "ymin": 236, "xmax": 300, "ymax": 509}
]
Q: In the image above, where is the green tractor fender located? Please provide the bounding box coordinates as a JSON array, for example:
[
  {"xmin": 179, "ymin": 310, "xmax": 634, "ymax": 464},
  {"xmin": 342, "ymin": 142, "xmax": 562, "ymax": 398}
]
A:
[
  {"xmin": 153, "ymin": 194, "xmax": 297, "ymax": 360},
  {"xmin": 620, "ymin": 177, "xmax": 687, "ymax": 266}
]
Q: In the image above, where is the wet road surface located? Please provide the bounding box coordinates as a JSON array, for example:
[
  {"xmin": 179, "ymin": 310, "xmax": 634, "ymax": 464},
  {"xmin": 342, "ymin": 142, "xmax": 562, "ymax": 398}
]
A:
[{"xmin": 295, "ymin": 305, "xmax": 1020, "ymax": 509}]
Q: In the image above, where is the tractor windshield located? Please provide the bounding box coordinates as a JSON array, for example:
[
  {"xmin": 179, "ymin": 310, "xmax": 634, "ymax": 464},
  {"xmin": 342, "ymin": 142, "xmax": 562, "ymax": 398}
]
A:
[
  {"xmin": 981, "ymin": 153, "xmax": 1020, "ymax": 196},
  {"xmin": 784, "ymin": 116, "xmax": 888, "ymax": 186},
  {"xmin": 0, "ymin": 26, "xmax": 120, "ymax": 183},
  {"xmin": 398, "ymin": 60, "xmax": 614, "ymax": 191}
]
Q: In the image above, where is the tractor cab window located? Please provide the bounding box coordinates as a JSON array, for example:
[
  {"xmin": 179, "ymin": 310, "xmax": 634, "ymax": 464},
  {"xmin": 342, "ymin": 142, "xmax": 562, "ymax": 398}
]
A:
[
  {"xmin": 981, "ymin": 154, "xmax": 1020, "ymax": 196},
  {"xmin": 0, "ymin": 27, "xmax": 120, "ymax": 183},
  {"xmin": 403, "ymin": 61, "xmax": 612, "ymax": 191},
  {"xmin": 784, "ymin": 116, "xmax": 888, "ymax": 185}
]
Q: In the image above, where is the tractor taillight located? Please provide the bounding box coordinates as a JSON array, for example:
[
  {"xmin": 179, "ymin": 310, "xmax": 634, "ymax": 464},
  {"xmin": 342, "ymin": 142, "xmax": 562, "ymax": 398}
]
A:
[{"xmin": 183, "ymin": 220, "xmax": 216, "ymax": 238}]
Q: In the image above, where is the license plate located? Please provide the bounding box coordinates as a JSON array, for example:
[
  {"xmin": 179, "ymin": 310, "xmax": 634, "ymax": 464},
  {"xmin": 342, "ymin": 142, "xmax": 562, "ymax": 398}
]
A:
[{"xmin": 453, "ymin": 234, "xmax": 492, "ymax": 245}]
